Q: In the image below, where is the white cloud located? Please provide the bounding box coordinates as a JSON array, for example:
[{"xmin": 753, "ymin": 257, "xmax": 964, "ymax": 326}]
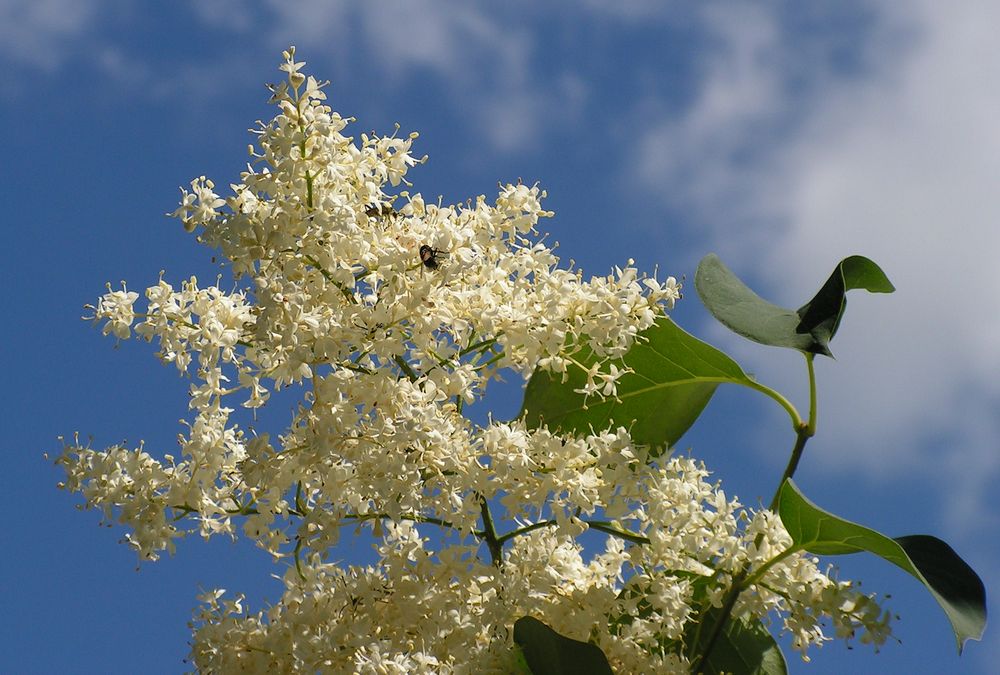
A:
[
  {"xmin": 771, "ymin": 3, "xmax": 1000, "ymax": 531},
  {"xmin": 186, "ymin": 0, "xmax": 255, "ymax": 33},
  {"xmin": 634, "ymin": 2, "xmax": 785, "ymax": 227},
  {"xmin": 633, "ymin": 1, "xmax": 1000, "ymax": 528},
  {"xmin": 0, "ymin": 2, "xmax": 604, "ymax": 151},
  {"xmin": 10, "ymin": 0, "xmax": 989, "ymax": 522},
  {"xmin": 577, "ymin": 0, "xmax": 675, "ymax": 21},
  {"xmin": 0, "ymin": 0, "xmax": 98, "ymax": 71},
  {"xmin": 258, "ymin": 1, "xmax": 589, "ymax": 153},
  {"xmin": 247, "ymin": 1, "xmax": 1000, "ymax": 522}
]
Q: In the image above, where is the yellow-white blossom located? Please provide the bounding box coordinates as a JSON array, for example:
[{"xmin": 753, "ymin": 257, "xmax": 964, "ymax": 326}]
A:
[{"xmin": 58, "ymin": 47, "xmax": 891, "ymax": 672}]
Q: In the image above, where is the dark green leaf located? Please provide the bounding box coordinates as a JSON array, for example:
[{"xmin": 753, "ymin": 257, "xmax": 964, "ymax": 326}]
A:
[
  {"xmin": 513, "ymin": 616, "xmax": 613, "ymax": 675},
  {"xmin": 777, "ymin": 479, "xmax": 986, "ymax": 652},
  {"xmin": 613, "ymin": 572, "xmax": 786, "ymax": 673},
  {"xmin": 521, "ymin": 317, "xmax": 756, "ymax": 453},
  {"xmin": 512, "ymin": 647, "xmax": 534, "ymax": 674},
  {"xmin": 795, "ymin": 255, "xmax": 894, "ymax": 352},
  {"xmin": 695, "ymin": 254, "xmax": 894, "ymax": 357},
  {"xmin": 687, "ymin": 610, "xmax": 788, "ymax": 675}
]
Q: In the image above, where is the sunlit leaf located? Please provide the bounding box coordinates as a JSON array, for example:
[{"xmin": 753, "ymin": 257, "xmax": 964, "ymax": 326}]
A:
[
  {"xmin": 777, "ymin": 479, "xmax": 987, "ymax": 653},
  {"xmin": 521, "ymin": 318, "xmax": 755, "ymax": 453}
]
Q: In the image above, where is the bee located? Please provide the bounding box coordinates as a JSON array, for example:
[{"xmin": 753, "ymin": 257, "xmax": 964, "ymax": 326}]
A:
[
  {"xmin": 419, "ymin": 244, "xmax": 447, "ymax": 270},
  {"xmin": 365, "ymin": 203, "xmax": 396, "ymax": 218}
]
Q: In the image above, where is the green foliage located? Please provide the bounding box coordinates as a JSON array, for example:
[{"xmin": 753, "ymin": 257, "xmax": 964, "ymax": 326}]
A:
[
  {"xmin": 694, "ymin": 253, "xmax": 894, "ymax": 357},
  {"xmin": 513, "ymin": 616, "xmax": 613, "ymax": 675},
  {"xmin": 518, "ymin": 252, "xmax": 986, "ymax": 671},
  {"xmin": 521, "ymin": 317, "xmax": 756, "ymax": 452},
  {"xmin": 686, "ymin": 609, "xmax": 788, "ymax": 675},
  {"xmin": 776, "ymin": 479, "xmax": 987, "ymax": 652}
]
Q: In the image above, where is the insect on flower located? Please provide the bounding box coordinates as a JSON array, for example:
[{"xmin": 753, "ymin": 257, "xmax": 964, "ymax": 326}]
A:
[
  {"xmin": 366, "ymin": 203, "xmax": 396, "ymax": 218},
  {"xmin": 419, "ymin": 244, "xmax": 447, "ymax": 270}
]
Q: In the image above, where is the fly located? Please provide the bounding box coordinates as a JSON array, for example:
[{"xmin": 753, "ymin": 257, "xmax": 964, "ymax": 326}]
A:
[{"xmin": 419, "ymin": 245, "xmax": 447, "ymax": 270}]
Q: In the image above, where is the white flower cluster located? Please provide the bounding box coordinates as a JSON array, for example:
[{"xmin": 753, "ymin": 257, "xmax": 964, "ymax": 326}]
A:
[
  {"xmin": 186, "ymin": 454, "xmax": 891, "ymax": 672},
  {"xmin": 58, "ymin": 48, "xmax": 891, "ymax": 672}
]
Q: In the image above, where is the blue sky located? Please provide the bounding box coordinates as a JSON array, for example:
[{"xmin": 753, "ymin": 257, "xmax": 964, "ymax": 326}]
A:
[{"xmin": 3, "ymin": 2, "xmax": 997, "ymax": 673}]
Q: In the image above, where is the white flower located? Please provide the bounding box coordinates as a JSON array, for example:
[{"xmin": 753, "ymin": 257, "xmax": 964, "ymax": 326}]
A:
[
  {"xmin": 58, "ymin": 49, "xmax": 893, "ymax": 672},
  {"xmin": 91, "ymin": 282, "xmax": 139, "ymax": 339}
]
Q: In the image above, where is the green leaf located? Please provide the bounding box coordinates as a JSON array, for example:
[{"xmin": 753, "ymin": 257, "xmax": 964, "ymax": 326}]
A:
[
  {"xmin": 512, "ymin": 647, "xmax": 534, "ymax": 674},
  {"xmin": 520, "ymin": 317, "xmax": 757, "ymax": 453},
  {"xmin": 513, "ymin": 616, "xmax": 613, "ymax": 675},
  {"xmin": 688, "ymin": 610, "xmax": 788, "ymax": 675},
  {"xmin": 695, "ymin": 253, "xmax": 894, "ymax": 357},
  {"xmin": 777, "ymin": 479, "xmax": 987, "ymax": 653},
  {"xmin": 612, "ymin": 572, "xmax": 787, "ymax": 673}
]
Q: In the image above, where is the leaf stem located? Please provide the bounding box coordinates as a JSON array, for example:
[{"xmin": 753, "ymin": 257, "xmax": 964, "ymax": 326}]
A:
[
  {"xmin": 742, "ymin": 378, "xmax": 804, "ymax": 431},
  {"xmin": 393, "ymin": 355, "xmax": 420, "ymax": 382},
  {"xmin": 695, "ymin": 351, "xmax": 819, "ymax": 668},
  {"xmin": 768, "ymin": 353, "xmax": 817, "ymax": 510},
  {"xmin": 742, "ymin": 547, "xmax": 799, "ymax": 589},
  {"xmin": 770, "ymin": 431, "xmax": 809, "ymax": 511},
  {"xmin": 496, "ymin": 519, "xmax": 557, "ymax": 546},
  {"xmin": 805, "ymin": 351, "xmax": 817, "ymax": 435},
  {"xmin": 496, "ymin": 518, "xmax": 650, "ymax": 547},
  {"xmin": 293, "ymin": 536, "xmax": 305, "ymax": 581},
  {"xmin": 340, "ymin": 511, "xmax": 457, "ymax": 531},
  {"xmin": 584, "ymin": 520, "xmax": 651, "ymax": 546},
  {"xmin": 302, "ymin": 254, "xmax": 356, "ymax": 304},
  {"xmin": 479, "ymin": 496, "xmax": 503, "ymax": 567},
  {"xmin": 688, "ymin": 568, "xmax": 748, "ymax": 671}
]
